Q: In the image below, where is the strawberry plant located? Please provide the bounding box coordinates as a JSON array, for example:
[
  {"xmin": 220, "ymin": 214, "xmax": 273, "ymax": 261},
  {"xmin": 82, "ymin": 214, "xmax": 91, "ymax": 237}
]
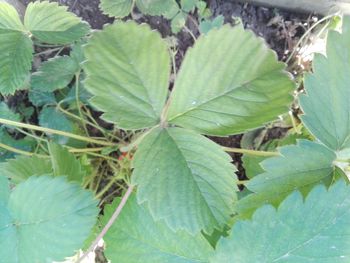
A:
[{"xmin": 0, "ymin": 0, "xmax": 349, "ymax": 262}]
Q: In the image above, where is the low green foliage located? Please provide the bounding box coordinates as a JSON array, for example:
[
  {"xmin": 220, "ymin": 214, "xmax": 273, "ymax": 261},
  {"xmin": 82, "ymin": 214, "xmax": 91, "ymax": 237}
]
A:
[{"xmin": 0, "ymin": 0, "xmax": 349, "ymax": 262}]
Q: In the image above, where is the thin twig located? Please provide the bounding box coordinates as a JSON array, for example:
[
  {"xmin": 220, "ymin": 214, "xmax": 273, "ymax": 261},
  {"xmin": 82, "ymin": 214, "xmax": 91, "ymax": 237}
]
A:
[{"xmin": 76, "ymin": 185, "xmax": 134, "ymax": 263}]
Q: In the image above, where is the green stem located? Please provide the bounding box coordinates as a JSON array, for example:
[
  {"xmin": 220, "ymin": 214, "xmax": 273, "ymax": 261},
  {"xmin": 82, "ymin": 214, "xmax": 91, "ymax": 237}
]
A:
[
  {"xmin": 0, "ymin": 118, "xmax": 115, "ymax": 147},
  {"xmin": 95, "ymin": 175, "xmax": 120, "ymax": 199},
  {"xmin": 0, "ymin": 142, "xmax": 48, "ymax": 158},
  {"xmin": 77, "ymin": 185, "xmax": 134, "ymax": 263},
  {"xmin": 222, "ymin": 146, "xmax": 280, "ymax": 157}
]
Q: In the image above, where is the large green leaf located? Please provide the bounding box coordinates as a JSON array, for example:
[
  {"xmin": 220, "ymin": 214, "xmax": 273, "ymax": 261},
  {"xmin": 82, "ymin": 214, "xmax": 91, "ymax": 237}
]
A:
[
  {"xmin": 166, "ymin": 24, "xmax": 294, "ymax": 136},
  {"xmin": 132, "ymin": 127, "xmax": 237, "ymax": 234},
  {"xmin": 24, "ymin": 1, "xmax": 89, "ymax": 44},
  {"xmin": 211, "ymin": 180, "xmax": 350, "ymax": 262},
  {"xmin": 103, "ymin": 194, "xmax": 213, "ymax": 263},
  {"xmin": 0, "ymin": 3, "xmax": 33, "ymax": 94},
  {"xmin": 48, "ymin": 143, "xmax": 86, "ymax": 183},
  {"xmin": 236, "ymin": 140, "xmax": 337, "ymax": 218},
  {"xmin": 99, "ymin": 0, "xmax": 133, "ymax": 18},
  {"xmin": 0, "ymin": 30, "xmax": 33, "ymax": 94},
  {"xmin": 0, "ymin": 155, "xmax": 52, "ymax": 184},
  {"xmin": 0, "ymin": 175, "xmax": 98, "ymax": 263},
  {"xmin": 31, "ymin": 56, "xmax": 79, "ymax": 92},
  {"xmin": 300, "ymin": 17, "xmax": 350, "ymax": 151},
  {"xmin": 84, "ymin": 21, "xmax": 171, "ymax": 129}
]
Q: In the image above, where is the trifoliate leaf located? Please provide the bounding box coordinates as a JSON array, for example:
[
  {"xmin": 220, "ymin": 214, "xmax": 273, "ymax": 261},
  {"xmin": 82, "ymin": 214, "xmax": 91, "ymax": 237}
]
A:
[
  {"xmin": 236, "ymin": 140, "xmax": 337, "ymax": 218},
  {"xmin": 0, "ymin": 2, "xmax": 25, "ymax": 31},
  {"xmin": 0, "ymin": 155, "xmax": 52, "ymax": 184},
  {"xmin": 136, "ymin": 0, "xmax": 180, "ymax": 18},
  {"xmin": 84, "ymin": 22, "xmax": 171, "ymax": 129},
  {"xmin": 167, "ymin": 24, "xmax": 294, "ymax": 136},
  {"xmin": 103, "ymin": 194, "xmax": 214, "ymax": 263},
  {"xmin": 24, "ymin": 1, "xmax": 90, "ymax": 44},
  {"xmin": 300, "ymin": 16, "xmax": 350, "ymax": 151},
  {"xmin": 39, "ymin": 106, "xmax": 73, "ymax": 144},
  {"xmin": 132, "ymin": 127, "xmax": 237, "ymax": 234},
  {"xmin": 0, "ymin": 175, "xmax": 98, "ymax": 263},
  {"xmin": 48, "ymin": 143, "xmax": 86, "ymax": 183},
  {"xmin": 28, "ymin": 89, "xmax": 56, "ymax": 106},
  {"xmin": 212, "ymin": 180, "xmax": 350, "ymax": 263},
  {"xmin": 31, "ymin": 56, "xmax": 79, "ymax": 92},
  {"xmin": 99, "ymin": 0, "xmax": 133, "ymax": 18}
]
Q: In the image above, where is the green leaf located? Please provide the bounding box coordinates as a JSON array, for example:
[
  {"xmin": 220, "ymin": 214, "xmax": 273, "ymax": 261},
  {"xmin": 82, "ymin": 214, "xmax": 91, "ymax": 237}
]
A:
[
  {"xmin": 31, "ymin": 56, "xmax": 79, "ymax": 92},
  {"xmin": 103, "ymin": 193, "xmax": 214, "ymax": 263},
  {"xmin": 0, "ymin": 30, "xmax": 33, "ymax": 94},
  {"xmin": 24, "ymin": 1, "xmax": 90, "ymax": 44},
  {"xmin": 48, "ymin": 143, "xmax": 86, "ymax": 183},
  {"xmin": 84, "ymin": 21, "xmax": 171, "ymax": 129},
  {"xmin": 171, "ymin": 12, "xmax": 187, "ymax": 33},
  {"xmin": 0, "ymin": 176, "xmax": 9, "ymax": 204},
  {"xmin": 99, "ymin": 0, "xmax": 133, "ymax": 18},
  {"xmin": 242, "ymin": 155, "xmax": 266, "ymax": 179},
  {"xmin": 166, "ymin": 24, "xmax": 294, "ymax": 136},
  {"xmin": 300, "ymin": 16, "xmax": 350, "ymax": 151},
  {"xmin": 132, "ymin": 127, "xmax": 237, "ymax": 234},
  {"xmin": 28, "ymin": 89, "xmax": 56, "ymax": 106},
  {"xmin": 212, "ymin": 180, "xmax": 350, "ymax": 262},
  {"xmin": 39, "ymin": 107, "xmax": 73, "ymax": 144},
  {"xmin": 0, "ymin": 102, "xmax": 21, "ymax": 123},
  {"xmin": 0, "ymin": 128, "xmax": 36, "ymax": 162},
  {"xmin": 136, "ymin": 0, "xmax": 180, "ymax": 18},
  {"xmin": 0, "ymin": 2, "xmax": 25, "ymax": 31},
  {"xmin": 236, "ymin": 140, "xmax": 337, "ymax": 218},
  {"xmin": 0, "ymin": 175, "xmax": 98, "ymax": 263},
  {"xmin": 181, "ymin": 0, "xmax": 198, "ymax": 12},
  {"xmin": 0, "ymin": 155, "xmax": 52, "ymax": 184},
  {"xmin": 199, "ymin": 15, "xmax": 224, "ymax": 34}
]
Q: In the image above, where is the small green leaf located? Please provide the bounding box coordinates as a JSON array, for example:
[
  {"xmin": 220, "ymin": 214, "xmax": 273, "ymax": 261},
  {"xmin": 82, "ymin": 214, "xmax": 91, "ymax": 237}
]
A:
[
  {"xmin": 171, "ymin": 12, "xmax": 187, "ymax": 33},
  {"xmin": 31, "ymin": 56, "xmax": 79, "ymax": 92},
  {"xmin": 212, "ymin": 180, "xmax": 350, "ymax": 262},
  {"xmin": 0, "ymin": 102, "xmax": 21, "ymax": 123},
  {"xmin": 24, "ymin": 1, "xmax": 90, "ymax": 44},
  {"xmin": 84, "ymin": 21, "xmax": 171, "ymax": 129},
  {"xmin": 28, "ymin": 89, "xmax": 56, "ymax": 106},
  {"xmin": 167, "ymin": 24, "xmax": 294, "ymax": 136},
  {"xmin": 136, "ymin": 0, "xmax": 180, "ymax": 18},
  {"xmin": 242, "ymin": 155, "xmax": 266, "ymax": 179},
  {"xmin": 181, "ymin": 0, "xmax": 197, "ymax": 12},
  {"xmin": 300, "ymin": 16, "xmax": 350, "ymax": 151},
  {"xmin": 0, "ymin": 128, "xmax": 35, "ymax": 162},
  {"xmin": 0, "ymin": 175, "xmax": 98, "ymax": 263},
  {"xmin": 103, "ymin": 194, "xmax": 214, "ymax": 263},
  {"xmin": 0, "ymin": 155, "xmax": 52, "ymax": 184},
  {"xmin": 132, "ymin": 127, "xmax": 237, "ymax": 234},
  {"xmin": 236, "ymin": 140, "xmax": 337, "ymax": 218},
  {"xmin": 99, "ymin": 0, "xmax": 133, "ymax": 18},
  {"xmin": 48, "ymin": 143, "xmax": 86, "ymax": 183},
  {"xmin": 39, "ymin": 107, "xmax": 73, "ymax": 144},
  {"xmin": 199, "ymin": 15, "xmax": 224, "ymax": 34}
]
